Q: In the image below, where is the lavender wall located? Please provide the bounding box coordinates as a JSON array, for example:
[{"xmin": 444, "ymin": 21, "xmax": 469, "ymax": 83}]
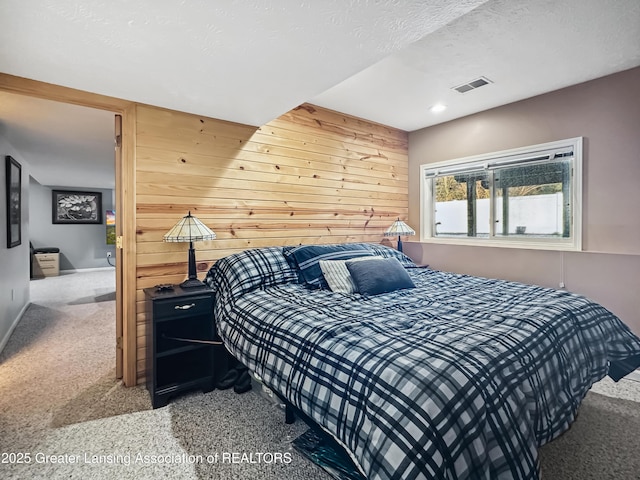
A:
[{"xmin": 407, "ymin": 67, "xmax": 640, "ymax": 334}]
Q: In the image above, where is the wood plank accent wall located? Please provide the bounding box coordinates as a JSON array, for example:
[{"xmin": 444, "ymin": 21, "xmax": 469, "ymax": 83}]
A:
[{"xmin": 134, "ymin": 103, "xmax": 409, "ymax": 382}]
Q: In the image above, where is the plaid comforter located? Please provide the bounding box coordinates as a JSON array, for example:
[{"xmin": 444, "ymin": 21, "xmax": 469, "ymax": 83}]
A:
[{"xmin": 207, "ymin": 247, "xmax": 640, "ymax": 480}]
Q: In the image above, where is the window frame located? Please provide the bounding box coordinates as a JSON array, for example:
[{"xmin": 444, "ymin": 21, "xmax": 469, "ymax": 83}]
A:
[{"xmin": 419, "ymin": 137, "xmax": 583, "ymax": 251}]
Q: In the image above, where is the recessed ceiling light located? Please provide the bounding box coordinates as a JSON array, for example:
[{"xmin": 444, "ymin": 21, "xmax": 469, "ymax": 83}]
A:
[{"xmin": 430, "ymin": 104, "xmax": 447, "ymax": 113}]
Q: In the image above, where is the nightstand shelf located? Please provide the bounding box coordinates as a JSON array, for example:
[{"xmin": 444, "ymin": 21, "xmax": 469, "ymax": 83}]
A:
[
  {"xmin": 156, "ymin": 343, "xmax": 206, "ymax": 358},
  {"xmin": 144, "ymin": 285, "xmax": 220, "ymax": 408},
  {"xmin": 155, "ymin": 347, "xmax": 213, "ymax": 391}
]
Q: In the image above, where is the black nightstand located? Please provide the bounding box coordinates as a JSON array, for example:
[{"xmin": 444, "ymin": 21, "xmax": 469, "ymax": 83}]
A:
[{"xmin": 144, "ymin": 285, "xmax": 221, "ymax": 408}]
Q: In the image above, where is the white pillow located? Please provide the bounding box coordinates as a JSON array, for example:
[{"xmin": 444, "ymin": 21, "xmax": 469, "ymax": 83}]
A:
[{"xmin": 319, "ymin": 256, "xmax": 375, "ymax": 293}]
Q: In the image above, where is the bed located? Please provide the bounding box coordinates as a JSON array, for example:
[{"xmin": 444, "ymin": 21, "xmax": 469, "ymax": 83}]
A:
[{"xmin": 204, "ymin": 243, "xmax": 640, "ymax": 480}]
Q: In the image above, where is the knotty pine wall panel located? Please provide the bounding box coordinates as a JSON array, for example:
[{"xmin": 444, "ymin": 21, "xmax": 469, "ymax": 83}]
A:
[{"xmin": 135, "ymin": 103, "xmax": 408, "ymax": 381}]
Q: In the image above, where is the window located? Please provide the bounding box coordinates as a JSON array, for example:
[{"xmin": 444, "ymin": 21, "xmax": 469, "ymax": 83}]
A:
[{"xmin": 420, "ymin": 137, "xmax": 582, "ymax": 251}]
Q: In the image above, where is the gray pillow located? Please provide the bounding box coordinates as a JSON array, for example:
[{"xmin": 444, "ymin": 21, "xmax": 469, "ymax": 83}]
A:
[
  {"xmin": 346, "ymin": 257, "xmax": 415, "ymax": 296},
  {"xmin": 319, "ymin": 257, "xmax": 377, "ymax": 293}
]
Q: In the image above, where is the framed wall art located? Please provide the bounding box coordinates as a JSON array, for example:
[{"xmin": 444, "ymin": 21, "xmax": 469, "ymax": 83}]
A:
[
  {"xmin": 52, "ymin": 190, "xmax": 103, "ymax": 224},
  {"xmin": 5, "ymin": 155, "xmax": 22, "ymax": 248},
  {"xmin": 105, "ymin": 209, "xmax": 116, "ymax": 244}
]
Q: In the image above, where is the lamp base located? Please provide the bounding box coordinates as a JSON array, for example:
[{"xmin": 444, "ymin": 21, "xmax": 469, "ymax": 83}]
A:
[{"xmin": 179, "ymin": 278, "xmax": 206, "ymax": 289}]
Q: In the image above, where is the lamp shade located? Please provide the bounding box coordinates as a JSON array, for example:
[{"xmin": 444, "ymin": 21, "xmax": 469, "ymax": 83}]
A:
[
  {"xmin": 163, "ymin": 211, "xmax": 216, "ymax": 243},
  {"xmin": 384, "ymin": 218, "xmax": 415, "ymax": 237},
  {"xmin": 384, "ymin": 218, "xmax": 415, "ymax": 254},
  {"xmin": 163, "ymin": 211, "xmax": 216, "ymax": 289}
]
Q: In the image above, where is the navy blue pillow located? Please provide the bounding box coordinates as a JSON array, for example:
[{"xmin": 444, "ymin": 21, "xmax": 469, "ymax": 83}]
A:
[
  {"xmin": 287, "ymin": 244, "xmax": 373, "ymax": 288},
  {"xmin": 282, "ymin": 245, "xmax": 304, "ymax": 284},
  {"xmin": 346, "ymin": 257, "xmax": 415, "ymax": 295},
  {"xmin": 363, "ymin": 243, "xmax": 416, "ymax": 267}
]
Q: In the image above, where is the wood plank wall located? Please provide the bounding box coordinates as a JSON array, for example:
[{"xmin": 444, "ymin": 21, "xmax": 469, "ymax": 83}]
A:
[{"xmin": 134, "ymin": 103, "xmax": 409, "ymax": 382}]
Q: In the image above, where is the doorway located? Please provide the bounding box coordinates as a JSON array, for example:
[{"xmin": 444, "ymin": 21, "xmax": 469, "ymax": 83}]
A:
[{"xmin": 0, "ymin": 73, "xmax": 136, "ymax": 385}]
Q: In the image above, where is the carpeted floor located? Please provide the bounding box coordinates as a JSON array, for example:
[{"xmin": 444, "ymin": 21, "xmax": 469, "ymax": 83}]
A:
[
  {"xmin": 1, "ymin": 269, "xmax": 639, "ymax": 479},
  {"xmin": 170, "ymin": 388, "xmax": 328, "ymax": 480},
  {"xmin": 539, "ymin": 391, "xmax": 640, "ymax": 479}
]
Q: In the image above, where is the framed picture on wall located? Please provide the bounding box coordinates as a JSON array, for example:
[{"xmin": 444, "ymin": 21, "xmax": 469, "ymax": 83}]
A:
[
  {"xmin": 52, "ymin": 190, "xmax": 103, "ymax": 224},
  {"xmin": 105, "ymin": 209, "xmax": 116, "ymax": 245},
  {"xmin": 5, "ymin": 155, "xmax": 22, "ymax": 248}
]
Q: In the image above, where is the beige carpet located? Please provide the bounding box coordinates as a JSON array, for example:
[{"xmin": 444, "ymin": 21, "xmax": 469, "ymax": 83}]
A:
[
  {"xmin": 50, "ymin": 368, "xmax": 149, "ymax": 428},
  {"xmin": 0, "ymin": 270, "xmax": 142, "ymax": 454},
  {"xmin": 1, "ymin": 269, "xmax": 640, "ymax": 479},
  {"xmin": 540, "ymin": 392, "xmax": 640, "ymax": 479}
]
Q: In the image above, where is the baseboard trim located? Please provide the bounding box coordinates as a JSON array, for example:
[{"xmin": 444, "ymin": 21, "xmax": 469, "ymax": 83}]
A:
[
  {"xmin": 60, "ymin": 267, "xmax": 115, "ymax": 273},
  {"xmin": 0, "ymin": 302, "xmax": 30, "ymax": 357}
]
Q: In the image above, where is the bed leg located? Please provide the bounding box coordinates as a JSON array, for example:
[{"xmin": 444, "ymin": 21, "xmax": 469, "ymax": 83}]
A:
[{"xmin": 285, "ymin": 404, "xmax": 296, "ymax": 424}]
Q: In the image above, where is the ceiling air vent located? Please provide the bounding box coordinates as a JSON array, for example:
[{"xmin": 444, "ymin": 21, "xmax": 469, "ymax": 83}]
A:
[{"xmin": 453, "ymin": 76, "xmax": 492, "ymax": 94}]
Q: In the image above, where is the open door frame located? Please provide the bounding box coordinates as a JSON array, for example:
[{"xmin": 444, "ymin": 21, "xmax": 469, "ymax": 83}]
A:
[
  {"xmin": 114, "ymin": 115, "xmax": 123, "ymax": 378},
  {"xmin": 0, "ymin": 73, "xmax": 139, "ymax": 386}
]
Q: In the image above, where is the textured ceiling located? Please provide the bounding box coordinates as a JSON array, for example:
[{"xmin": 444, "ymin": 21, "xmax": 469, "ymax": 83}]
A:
[
  {"xmin": 313, "ymin": 0, "xmax": 640, "ymax": 130},
  {"xmin": 0, "ymin": 0, "xmax": 639, "ymax": 190},
  {"xmin": 0, "ymin": 0, "xmax": 486, "ymax": 126}
]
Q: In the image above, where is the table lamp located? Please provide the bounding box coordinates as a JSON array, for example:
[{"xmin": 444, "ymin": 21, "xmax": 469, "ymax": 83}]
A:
[
  {"xmin": 384, "ymin": 218, "xmax": 415, "ymax": 253},
  {"xmin": 163, "ymin": 211, "xmax": 216, "ymax": 288}
]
